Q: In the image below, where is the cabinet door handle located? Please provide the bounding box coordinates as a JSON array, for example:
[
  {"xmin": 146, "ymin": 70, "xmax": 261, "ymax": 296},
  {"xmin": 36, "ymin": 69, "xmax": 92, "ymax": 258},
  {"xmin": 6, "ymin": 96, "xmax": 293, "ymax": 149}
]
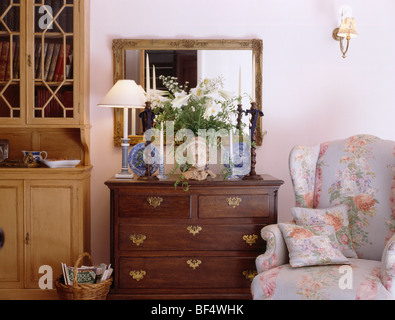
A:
[
  {"xmin": 25, "ymin": 232, "xmax": 30, "ymax": 245},
  {"xmin": 187, "ymin": 225, "xmax": 202, "ymax": 236},
  {"xmin": 147, "ymin": 196, "xmax": 163, "ymax": 208},
  {"xmin": 27, "ymin": 54, "xmax": 32, "ymax": 67},
  {"xmin": 130, "ymin": 270, "xmax": 146, "ymax": 281},
  {"xmin": 243, "ymin": 234, "xmax": 258, "ymax": 246},
  {"xmin": 130, "ymin": 234, "xmax": 146, "ymax": 246},
  {"xmin": 226, "ymin": 197, "xmax": 242, "ymax": 208},
  {"xmin": 187, "ymin": 259, "xmax": 201, "ymax": 270},
  {"xmin": 242, "ymin": 270, "xmax": 257, "ymax": 281}
]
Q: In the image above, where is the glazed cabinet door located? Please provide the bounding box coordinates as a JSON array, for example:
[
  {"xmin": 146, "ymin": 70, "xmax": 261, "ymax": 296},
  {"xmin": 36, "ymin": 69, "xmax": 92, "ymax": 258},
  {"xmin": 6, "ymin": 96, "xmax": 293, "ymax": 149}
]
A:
[
  {"xmin": 26, "ymin": 0, "xmax": 80, "ymax": 125},
  {"xmin": 0, "ymin": 180, "xmax": 24, "ymax": 289},
  {"xmin": 24, "ymin": 179, "xmax": 80, "ymax": 289},
  {"xmin": 0, "ymin": 0, "xmax": 25, "ymax": 125}
]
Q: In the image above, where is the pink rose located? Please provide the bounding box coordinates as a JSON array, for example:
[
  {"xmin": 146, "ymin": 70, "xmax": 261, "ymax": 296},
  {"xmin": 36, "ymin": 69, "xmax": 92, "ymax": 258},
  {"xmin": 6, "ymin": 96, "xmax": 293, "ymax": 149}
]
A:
[{"xmin": 354, "ymin": 194, "xmax": 376, "ymax": 212}]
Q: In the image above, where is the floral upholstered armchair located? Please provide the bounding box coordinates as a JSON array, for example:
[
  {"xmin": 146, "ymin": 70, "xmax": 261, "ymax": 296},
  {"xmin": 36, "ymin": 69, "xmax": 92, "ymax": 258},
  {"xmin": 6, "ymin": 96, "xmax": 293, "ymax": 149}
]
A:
[{"xmin": 251, "ymin": 135, "xmax": 395, "ymax": 300}]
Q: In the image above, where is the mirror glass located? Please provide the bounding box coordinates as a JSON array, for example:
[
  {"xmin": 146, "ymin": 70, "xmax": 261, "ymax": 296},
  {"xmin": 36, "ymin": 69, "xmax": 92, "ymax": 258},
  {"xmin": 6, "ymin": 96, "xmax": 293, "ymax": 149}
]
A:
[{"xmin": 112, "ymin": 39, "xmax": 263, "ymax": 146}]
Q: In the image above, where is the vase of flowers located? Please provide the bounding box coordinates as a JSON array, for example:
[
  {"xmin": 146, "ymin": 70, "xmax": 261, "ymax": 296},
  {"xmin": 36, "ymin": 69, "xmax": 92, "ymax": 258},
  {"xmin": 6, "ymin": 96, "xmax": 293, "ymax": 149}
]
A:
[{"xmin": 151, "ymin": 75, "xmax": 243, "ymax": 180}]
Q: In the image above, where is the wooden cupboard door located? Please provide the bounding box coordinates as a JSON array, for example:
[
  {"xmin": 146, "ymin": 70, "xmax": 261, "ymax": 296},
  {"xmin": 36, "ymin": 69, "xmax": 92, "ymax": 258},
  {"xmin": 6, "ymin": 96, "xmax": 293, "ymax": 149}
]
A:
[
  {"xmin": 0, "ymin": 180, "xmax": 24, "ymax": 288},
  {"xmin": 24, "ymin": 180, "xmax": 80, "ymax": 289}
]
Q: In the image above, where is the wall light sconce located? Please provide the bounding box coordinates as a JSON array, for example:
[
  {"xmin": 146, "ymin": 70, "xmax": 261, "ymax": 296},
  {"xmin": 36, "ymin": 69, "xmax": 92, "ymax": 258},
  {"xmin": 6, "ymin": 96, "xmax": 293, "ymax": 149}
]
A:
[{"xmin": 332, "ymin": 5, "xmax": 358, "ymax": 58}]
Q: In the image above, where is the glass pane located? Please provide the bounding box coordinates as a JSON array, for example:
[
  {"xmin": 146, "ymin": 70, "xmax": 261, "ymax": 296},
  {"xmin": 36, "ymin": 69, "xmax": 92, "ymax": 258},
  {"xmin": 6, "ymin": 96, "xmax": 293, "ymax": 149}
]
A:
[
  {"xmin": 0, "ymin": 1, "xmax": 20, "ymax": 33},
  {"xmin": 35, "ymin": 85, "xmax": 73, "ymax": 118},
  {"xmin": 34, "ymin": 37, "xmax": 72, "ymax": 82},
  {"xmin": 35, "ymin": 1, "xmax": 73, "ymax": 33},
  {"xmin": 0, "ymin": 84, "xmax": 20, "ymax": 118}
]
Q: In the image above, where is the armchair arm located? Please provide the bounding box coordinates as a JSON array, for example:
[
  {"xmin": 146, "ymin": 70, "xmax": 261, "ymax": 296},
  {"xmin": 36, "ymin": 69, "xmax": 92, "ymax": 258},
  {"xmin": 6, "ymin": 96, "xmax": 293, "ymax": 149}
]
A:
[
  {"xmin": 381, "ymin": 233, "xmax": 395, "ymax": 296},
  {"xmin": 255, "ymin": 224, "xmax": 289, "ymax": 274}
]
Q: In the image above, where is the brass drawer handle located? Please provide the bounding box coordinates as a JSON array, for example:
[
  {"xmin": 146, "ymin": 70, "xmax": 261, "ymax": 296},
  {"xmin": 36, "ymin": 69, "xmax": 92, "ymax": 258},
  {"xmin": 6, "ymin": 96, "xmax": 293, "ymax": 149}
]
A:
[
  {"xmin": 187, "ymin": 259, "xmax": 201, "ymax": 270},
  {"xmin": 130, "ymin": 234, "xmax": 146, "ymax": 246},
  {"xmin": 243, "ymin": 234, "xmax": 258, "ymax": 246},
  {"xmin": 187, "ymin": 225, "xmax": 202, "ymax": 236},
  {"xmin": 147, "ymin": 196, "xmax": 163, "ymax": 208},
  {"xmin": 242, "ymin": 270, "xmax": 257, "ymax": 281},
  {"xmin": 130, "ymin": 270, "xmax": 146, "ymax": 281},
  {"xmin": 227, "ymin": 197, "xmax": 242, "ymax": 208}
]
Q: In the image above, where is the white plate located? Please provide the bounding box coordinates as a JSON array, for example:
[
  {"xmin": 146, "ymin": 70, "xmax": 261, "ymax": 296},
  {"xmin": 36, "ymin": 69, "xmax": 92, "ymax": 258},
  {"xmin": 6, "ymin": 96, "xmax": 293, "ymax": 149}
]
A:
[{"xmin": 41, "ymin": 159, "xmax": 81, "ymax": 168}]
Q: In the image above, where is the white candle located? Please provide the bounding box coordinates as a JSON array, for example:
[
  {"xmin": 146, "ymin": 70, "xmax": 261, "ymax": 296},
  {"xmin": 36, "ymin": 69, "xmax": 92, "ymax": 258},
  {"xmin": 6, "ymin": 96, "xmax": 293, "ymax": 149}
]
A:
[
  {"xmin": 251, "ymin": 53, "xmax": 255, "ymax": 102},
  {"xmin": 238, "ymin": 66, "xmax": 242, "ymax": 99},
  {"xmin": 123, "ymin": 107, "xmax": 128, "ymax": 139},
  {"xmin": 153, "ymin": 65, "xmax": 156, "ymax": 92},
  {"xmin": 131, "ymin": 109, "xmax": 136, "ymax": 135},
  {"xmin": 146, "ymin": 54, "xmax": 150, "ymax": 100},
  {"xmin": 229, "ymin": 129, "xmax": 233, "ymax": 162},
  {"xmin": 160, "ymin": 123, "xmax": 164, "ymax": 159}
]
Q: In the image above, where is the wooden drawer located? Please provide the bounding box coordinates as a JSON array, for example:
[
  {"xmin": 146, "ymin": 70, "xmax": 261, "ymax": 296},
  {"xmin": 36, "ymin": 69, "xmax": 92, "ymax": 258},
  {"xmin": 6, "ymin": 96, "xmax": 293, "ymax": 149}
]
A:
[
  {"xmin": 198, "ymin": 193, "xmax": 270, "ymax": 218},
  {"xmin": 118, "ymin": 190, "xmax": 191, "ymax": 218},
  {"xmin": 119, "ymin": 256, "xmax": 258, "ymax": 289},
  {"xmin": 119, "ymin": 224, "xmax": 265, "ymax": 251}
]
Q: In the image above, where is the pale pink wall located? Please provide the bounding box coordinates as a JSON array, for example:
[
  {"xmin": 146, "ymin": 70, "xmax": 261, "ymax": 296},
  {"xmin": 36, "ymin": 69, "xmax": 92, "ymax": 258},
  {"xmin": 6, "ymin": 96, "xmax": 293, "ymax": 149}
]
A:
[{"xmin": 89, "ymin": 0, "xmax": 395, "ymax": 263}]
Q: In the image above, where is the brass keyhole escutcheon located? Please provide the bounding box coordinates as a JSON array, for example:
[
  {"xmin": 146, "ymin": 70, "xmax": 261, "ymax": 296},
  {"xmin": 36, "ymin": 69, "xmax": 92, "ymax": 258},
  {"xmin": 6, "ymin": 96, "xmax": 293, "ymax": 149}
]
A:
[
  {"xmin": 147, "ymin": 196, "xmax": 163, "ymax": 208},
  {"xmin": 226, "ymin": 197, "xmax": 242, "ymax": 208},
  {"xmin": 130, "ymin": 234, "xmax": 146, "ymax": 246},
  {"xmin": 187, "ymin": 259, "xmax": 201, "ymax": 270},
  {"xmin": 130, "ymin": 270, "xmax": 146, "ymax": 281},
  {"xmin": 243, "ymin": 234, "xmax": 258, "ymax": 246},
  {"xmin": 187, "ymin": 225, "xmax": 202, "ymax": 236}
]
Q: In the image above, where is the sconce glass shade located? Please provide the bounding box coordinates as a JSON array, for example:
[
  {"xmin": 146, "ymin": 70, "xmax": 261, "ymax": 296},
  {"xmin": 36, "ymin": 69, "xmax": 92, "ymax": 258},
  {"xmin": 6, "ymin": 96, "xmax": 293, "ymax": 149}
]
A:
[
  {"xmin": 337, "ymin": 17, "xmax": 358, "ymax": 39},
  {"xmin": 98, "ymin": 80, "xmax": 146, "ymax": 109}
]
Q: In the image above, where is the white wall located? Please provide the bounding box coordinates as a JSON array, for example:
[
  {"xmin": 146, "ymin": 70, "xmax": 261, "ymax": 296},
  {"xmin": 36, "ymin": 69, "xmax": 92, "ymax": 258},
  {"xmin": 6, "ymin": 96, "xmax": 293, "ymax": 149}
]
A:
[{"xmin": 90, "ymin": 0, "xmax": 395, "ymax": 263}]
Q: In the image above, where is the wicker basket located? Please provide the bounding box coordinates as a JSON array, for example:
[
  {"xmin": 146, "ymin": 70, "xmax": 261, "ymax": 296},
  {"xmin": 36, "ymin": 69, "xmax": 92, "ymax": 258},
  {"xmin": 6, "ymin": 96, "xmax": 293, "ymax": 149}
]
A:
[{"xmin": 55, "ymin": 252, "xmax": 112, "ymax": 300}]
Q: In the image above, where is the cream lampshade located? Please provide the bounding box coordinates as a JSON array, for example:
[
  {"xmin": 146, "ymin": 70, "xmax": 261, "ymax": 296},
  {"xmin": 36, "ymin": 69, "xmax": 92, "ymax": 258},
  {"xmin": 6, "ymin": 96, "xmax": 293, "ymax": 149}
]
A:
[
  {"xmin": 98, "ymin": 79, "xmax": 146, "ymax": 179},
  {"xmin": 337, "ymin": 17, "xmax": 358, "ymax": 39}
]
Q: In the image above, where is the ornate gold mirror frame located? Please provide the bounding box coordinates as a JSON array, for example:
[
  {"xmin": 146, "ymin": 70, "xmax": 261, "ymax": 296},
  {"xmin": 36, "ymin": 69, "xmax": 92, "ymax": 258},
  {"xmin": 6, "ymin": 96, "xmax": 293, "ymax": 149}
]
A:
[{"xmin": 112, "ymin": 39, "xmax": 263, "ymax": 146}]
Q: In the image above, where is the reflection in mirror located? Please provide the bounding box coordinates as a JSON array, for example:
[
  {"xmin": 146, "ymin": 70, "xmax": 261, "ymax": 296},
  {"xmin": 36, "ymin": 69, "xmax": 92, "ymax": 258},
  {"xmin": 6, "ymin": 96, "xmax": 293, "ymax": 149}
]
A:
[
  {"xmin": 125, "ymin": 50, "xmax": 254, "ymax": 137},
  {"xmin": 112, "ymin": 39, "xmax": 263, "ymax": 146}
]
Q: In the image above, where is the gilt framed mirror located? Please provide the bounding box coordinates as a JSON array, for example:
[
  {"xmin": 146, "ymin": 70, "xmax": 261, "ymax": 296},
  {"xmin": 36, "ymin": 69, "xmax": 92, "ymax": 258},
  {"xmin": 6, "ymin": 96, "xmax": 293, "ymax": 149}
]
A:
[{"xmin": 112, "ymin": 39, "xmax": 263, "ymax": 146}]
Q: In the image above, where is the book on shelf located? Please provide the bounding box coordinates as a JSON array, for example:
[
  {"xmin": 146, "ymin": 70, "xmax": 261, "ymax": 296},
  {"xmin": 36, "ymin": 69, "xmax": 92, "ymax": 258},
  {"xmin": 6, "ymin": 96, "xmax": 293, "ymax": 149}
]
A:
[
  {"xmin": 13, "ymin": 41, "xmax": 19, "ymax": 79},
  {"xmin": 65, "ymin": 49, "xmax": 73, "ymax": 79},
  {"xmin": 53, "ymin": 43, "xmax": 71, "ymax": 82},
  {"xmin": 36, "ymin": 43, "xmax": 48, "ymax": 79},
  {"xmin": 43, "ymin": 42, "xmax": 54, "ymax": 81},
  {"xmin": 5, "ymin": 41, "xmax": 16, "ymax": 81},
  {"xmin": 47, "ymin": 43, "xmax": 61, "ymax": 82},
  {"xmin": 0, "ymin": 41, "xmax": 9, "ymax": 81},
  {"xmin": 60, "ymin": 262, "xmax": 113, "ymax": 285}
]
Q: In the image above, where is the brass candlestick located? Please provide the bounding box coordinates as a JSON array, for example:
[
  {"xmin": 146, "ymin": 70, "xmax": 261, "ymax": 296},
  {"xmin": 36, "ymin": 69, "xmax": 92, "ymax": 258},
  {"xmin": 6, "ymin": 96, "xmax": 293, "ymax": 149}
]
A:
[
  {"xmin": 139, "ymin": 101, "xmax": 158, "ymax": 181},
  {"xmin": 243, "ymin": 101, "xmax": 263, "ymax": 180},
  {"xmin": 236, "ymin": 103, "xmax": 243, "ymax": 132}
]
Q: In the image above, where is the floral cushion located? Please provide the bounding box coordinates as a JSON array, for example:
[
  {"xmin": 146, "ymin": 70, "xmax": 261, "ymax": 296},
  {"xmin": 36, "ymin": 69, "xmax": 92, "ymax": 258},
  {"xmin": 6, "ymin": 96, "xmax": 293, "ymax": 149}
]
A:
[
  {"xmin": 278, "ymin": 223, "xmax": 350, "ymax": 268},
  {"xmin": 291, "ymin": 205, "xmax": 358, "ymax": 258},
  {"xmin": 251, "ymin": 258, "xmax": 394, "ymax": 300}
]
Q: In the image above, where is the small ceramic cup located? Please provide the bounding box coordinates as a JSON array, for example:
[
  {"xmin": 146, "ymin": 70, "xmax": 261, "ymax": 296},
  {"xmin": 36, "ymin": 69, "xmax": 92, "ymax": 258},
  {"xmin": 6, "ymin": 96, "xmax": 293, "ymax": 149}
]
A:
[{"xmin": 22, "ymin": 150, "xmax": 48, "ymax": 163}]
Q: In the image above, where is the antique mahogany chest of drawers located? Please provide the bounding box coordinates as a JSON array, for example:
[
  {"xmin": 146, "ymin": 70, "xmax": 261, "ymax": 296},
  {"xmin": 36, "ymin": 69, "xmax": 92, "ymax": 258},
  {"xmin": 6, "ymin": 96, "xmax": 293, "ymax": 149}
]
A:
[{"xmin": 105, "ymin": 174, "xmax": 283, "ymax": 299}]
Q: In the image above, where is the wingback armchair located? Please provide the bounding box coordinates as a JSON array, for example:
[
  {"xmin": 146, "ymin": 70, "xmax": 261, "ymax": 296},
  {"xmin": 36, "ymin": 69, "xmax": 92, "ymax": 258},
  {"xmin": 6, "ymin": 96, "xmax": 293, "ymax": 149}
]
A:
[{"xmin": 251, "ymin": 135, "xmax": 395, "ymax": 300}]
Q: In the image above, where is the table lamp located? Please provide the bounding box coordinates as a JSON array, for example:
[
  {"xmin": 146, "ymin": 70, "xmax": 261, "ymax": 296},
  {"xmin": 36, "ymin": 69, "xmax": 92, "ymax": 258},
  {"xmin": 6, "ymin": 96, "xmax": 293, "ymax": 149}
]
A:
[{"xmin": 98, "ymin": 80, "xmax": 146, "ymax": 178}]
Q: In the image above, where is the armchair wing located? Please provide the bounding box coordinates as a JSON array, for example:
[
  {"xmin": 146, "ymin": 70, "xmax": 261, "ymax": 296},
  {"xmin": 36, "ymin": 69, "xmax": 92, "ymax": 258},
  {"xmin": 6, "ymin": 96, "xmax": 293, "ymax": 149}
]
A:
[
  {"xmin": 381, "ymin": 234, "xmax": 395, "ymax": 296},
  {"xmin": 255, "ymin": 224, "xmax": 289, "ymax": 274}
]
